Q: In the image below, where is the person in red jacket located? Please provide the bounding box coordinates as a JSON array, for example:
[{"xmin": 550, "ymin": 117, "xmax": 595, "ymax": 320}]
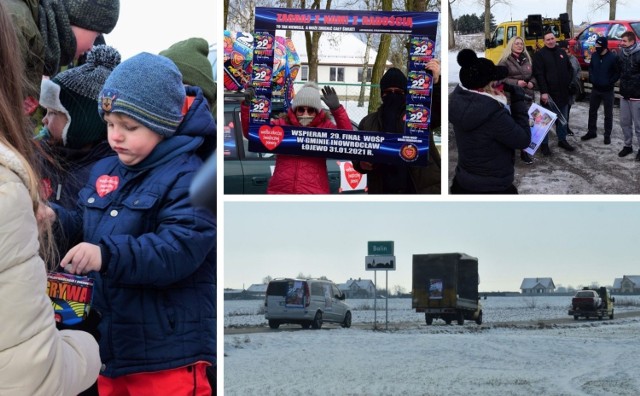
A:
[{"xmin": 241, "ymin": 82, "xmax": 352, "ymax": 194}]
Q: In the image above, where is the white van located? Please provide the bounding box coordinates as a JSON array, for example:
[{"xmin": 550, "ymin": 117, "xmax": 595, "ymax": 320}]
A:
[{"xmin": 264, "ymin": 278, "xmax": 352, "ymax": 329}]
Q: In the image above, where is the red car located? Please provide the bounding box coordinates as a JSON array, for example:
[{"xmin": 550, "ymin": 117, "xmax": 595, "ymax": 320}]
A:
[{"xmin": 568, "ymin": 20, "xmax": 640, "ymax": 68}]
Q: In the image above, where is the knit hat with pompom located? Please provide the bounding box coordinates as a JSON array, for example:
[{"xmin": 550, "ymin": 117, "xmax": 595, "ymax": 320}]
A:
[
  {"xmin": 457, "ymin": 49, "xmax": 508, "ymax": 90},
  {"xmin": 40, "ymin": 45, "xmax": 121, "ymax": 148}
]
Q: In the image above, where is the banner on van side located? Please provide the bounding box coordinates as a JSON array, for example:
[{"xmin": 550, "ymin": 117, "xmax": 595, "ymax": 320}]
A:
[{"xmin": 247, "ymin": 7, "xmax": 439, "ymax": 166}]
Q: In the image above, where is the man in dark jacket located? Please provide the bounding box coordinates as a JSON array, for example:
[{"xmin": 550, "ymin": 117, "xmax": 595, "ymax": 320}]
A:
[
  {"xmin": 353, "ymin": 64, "xmax": 441, "ymax": 194},
  {"xmin": 617, "ymin": 31, "xmax": 640, "ymax": 159},
  {"xmin": 533, "ymin": 30, "xmax": 575, "ymax": 155},
  {"xmin": 581, "ymin": 36, "xmax": 620, "ymax": 144}
]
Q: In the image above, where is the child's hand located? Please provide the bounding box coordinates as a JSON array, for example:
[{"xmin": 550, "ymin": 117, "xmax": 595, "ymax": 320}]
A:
[
  {"xmin": 36, "ymin": 202, "xmax": 56, "ymax": 231},
  {"xmin": 60, "ymin": 243, "xmax": 102, "ymax": 275}
]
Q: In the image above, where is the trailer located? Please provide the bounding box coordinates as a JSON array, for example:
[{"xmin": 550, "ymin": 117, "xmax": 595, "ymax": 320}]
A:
[
  {"xmin": 568, "ymin": 287, "xmax": 615, "ymax": 320},
  {"xmin": 412, "ymin": 253, "xmax": 482, "ymax": 326}
]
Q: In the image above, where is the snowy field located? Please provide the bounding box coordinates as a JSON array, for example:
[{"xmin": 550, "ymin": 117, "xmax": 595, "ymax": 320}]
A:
[
  {"xmin": 224, "ymin": 296, "xmax": 640, "ymax": 395},
  {"xmin": 224, "ymin": 296, "xmax": 640, "ymax": 327}
]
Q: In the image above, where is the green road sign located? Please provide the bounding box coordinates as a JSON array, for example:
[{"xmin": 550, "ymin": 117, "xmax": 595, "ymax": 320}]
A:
[{"xmin": 368, "ymin": 241, "xmax": 394, "ymax": 255}]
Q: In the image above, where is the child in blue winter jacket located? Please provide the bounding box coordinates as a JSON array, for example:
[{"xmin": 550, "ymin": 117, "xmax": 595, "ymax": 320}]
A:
[{"xmin": 49, "ymin": 52, "xmax": 216, "ymax": 396}]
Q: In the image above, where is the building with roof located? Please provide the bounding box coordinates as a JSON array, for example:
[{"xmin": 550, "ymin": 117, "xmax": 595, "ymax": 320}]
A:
[
  {"xmin": 612, "ymin": 276, "xmax": 640, "ymax": 294},
  {"xmin": 339, "ymin": 278, "xmax": 376, "ymax": 298},
  {"xmin": 520, "ymin": 278, "xmax": 556, "ymax": 294},
  {"xmin": 290, "ymin": 31, "xmax": 393, "ymax": 99}
]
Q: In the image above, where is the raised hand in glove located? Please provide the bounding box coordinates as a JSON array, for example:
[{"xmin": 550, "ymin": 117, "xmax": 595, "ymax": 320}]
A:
[
  {"xmin": 243, "ymin": 86, "xmax": 256, "ymax": 104},
  {"xmin": 321, "ymin": 86, "xmax": 341, "ymax": 110}
]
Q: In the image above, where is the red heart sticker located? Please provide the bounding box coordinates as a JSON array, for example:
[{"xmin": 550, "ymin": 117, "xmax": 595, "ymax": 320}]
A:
[
  {"xmin": 96, "ymin": 175, "xmax": 119, "ymax": 197},
  {"xmin": 259, "ymin": 125, "xmax": 284, "ymax": 150},
  {"xmin": 343, "ymin": 162, "xmax": 362, "ymax": 189}
]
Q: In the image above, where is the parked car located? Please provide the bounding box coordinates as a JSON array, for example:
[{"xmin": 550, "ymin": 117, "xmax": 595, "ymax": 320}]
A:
[
  {"xmin": 568, "ymin": 20, "xmax": 640, "ymax": 68},
  {"xmin": 264, "ymin": 278, "xmax": 352, "ymax": 329},
  {"xmin": 223, "ymin": 92, "xmax": 367, "ymax": 194}
]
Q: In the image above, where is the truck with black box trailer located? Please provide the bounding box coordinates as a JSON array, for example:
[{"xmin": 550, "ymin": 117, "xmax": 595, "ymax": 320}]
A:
[{"xmin": 412, "ymin": 253, "xmax": 482, "ymax": 325}]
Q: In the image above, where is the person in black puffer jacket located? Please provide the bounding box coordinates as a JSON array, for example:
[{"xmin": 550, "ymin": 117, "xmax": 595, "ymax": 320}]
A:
[
  {"xmin": 449, "ymin": 49, "xmax": 531, "ymax": 194},
  {"xmin": 617, "ymin": 31, "xmax": 640, "ymax": 159}
]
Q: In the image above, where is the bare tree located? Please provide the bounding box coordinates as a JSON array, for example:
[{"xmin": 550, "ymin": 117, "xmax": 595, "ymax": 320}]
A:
[
  {"xmin": 566, "ymin": 0, "xmax": 573, "ymax": 36},
  {"xmin": 393, "ymin": 284, "xmax": 407, "ymax": 296},
  {"xmin": 484, "ymin": 0, "xmax": 491, "ymax": 41},
  {"xmin": 478, "ymin": 0, "xmax": 511, "ymax": 41},
  {"xmin": 368, "ymin": 0, "xmax": 393, "ymax": 113},
  {"xmin": 591, "ymin": 0, "xmax": 623, "ymax": 21},
  {"xmin": 449, "ymin": 0, "xmax": 456, "ymax": 49},
  {"xmin": 609, "ymin": 0, "xmax": 617, "ymax": 20},
  {"xmin": 262, "ymin": 275, "xmax": 273, "ymax": 284},
  {"xmin": 225, "ymin": 0, "xmax": 230, "ymax": 29}
]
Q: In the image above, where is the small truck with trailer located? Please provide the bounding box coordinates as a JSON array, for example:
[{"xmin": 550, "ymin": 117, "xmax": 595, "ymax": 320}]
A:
[
  {"xmin": 412, "ymin": 253, "xmax": 482, "ymax": 326},
  {"xmin": 568, "ymin": 287, "xmax": 615, "ymax": 320},
  {"xmin": 484, "ymin": 13, "xmax": 572, "ymax": 64}
]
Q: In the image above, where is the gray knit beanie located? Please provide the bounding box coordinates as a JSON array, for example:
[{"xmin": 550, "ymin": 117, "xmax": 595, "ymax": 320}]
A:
[
  {"xmin": 62, "ymin": 0, "xmax": 120, "ymax": 34},
  {"xmin": 98, "ymin": 52, "xmax": 186, "ymax": 138},
  {"xmin": 40, "ymin": 45, "xmax": 121, "ymax": 148},
  {"xmin": 292, "ymin": 82, "xmax": 323, "ymax": 112}
]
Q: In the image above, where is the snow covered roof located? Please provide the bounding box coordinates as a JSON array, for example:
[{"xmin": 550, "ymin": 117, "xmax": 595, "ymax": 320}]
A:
[
  {"xmin": 520, "ymin": 278, "xmax": 555, "ymax": 290},
  {"xmin": 613, "ymin": 278, "xmax": 623, "ymax": 288},
  {"xmin": 247, "ymin": 284, "xmax": 267, "ymax": 293},
  {"xmin": 287, "ymin": 31, "xmax": 392, "ymax": 66},
  {"xmin": 622, "ymin": 276, "xmax": 640, "ymax": 286}
]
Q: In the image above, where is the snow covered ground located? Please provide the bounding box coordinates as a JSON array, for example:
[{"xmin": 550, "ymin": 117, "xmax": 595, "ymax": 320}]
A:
[
  {"xmin": 224, "ymin": 296, "xmax": 640, "ymax": 328},
  {"xmin": 447, "ymin": 34, "xmax": 640, "ymax": 194},
  {"xmin": 223, "ymin": 296, "xmax": 640, "ymax": 395}
]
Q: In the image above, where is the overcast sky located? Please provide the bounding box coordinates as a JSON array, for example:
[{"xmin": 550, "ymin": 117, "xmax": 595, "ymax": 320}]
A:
[
  {"xmin": 224, "ymin": 201, "xmax": 640, "ymax": 293},
  {"xmin": 103, "ymin": 0, "xmax": 217, "ymax": 60},
  {"xmin": 450, "ymin": 0, "xmax": 640, "ymax": 26}
]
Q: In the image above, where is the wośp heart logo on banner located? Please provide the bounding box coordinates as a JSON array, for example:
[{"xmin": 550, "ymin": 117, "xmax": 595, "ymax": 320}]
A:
[
  {"xmin": 259, "ymin": 125, "xmax": 284, "ymax": 150},
  {"xmin": 338, "ymin": 161, "xmax": 366, "ymax": 192}
]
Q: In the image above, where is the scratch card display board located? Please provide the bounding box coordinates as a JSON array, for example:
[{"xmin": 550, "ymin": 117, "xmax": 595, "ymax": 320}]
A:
[
  {"xmin": 247, "ymin": 8, "xmax": 439, "ymax": 166},
  {"xmin": 47, "ymin": 272, "xmax": 94, "ymax": 325}
]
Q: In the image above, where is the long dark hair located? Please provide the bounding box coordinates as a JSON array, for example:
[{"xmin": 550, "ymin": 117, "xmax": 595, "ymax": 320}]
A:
[{"xmin": 0, "ymin": 1, "xmax": 56, "ymax": 265}]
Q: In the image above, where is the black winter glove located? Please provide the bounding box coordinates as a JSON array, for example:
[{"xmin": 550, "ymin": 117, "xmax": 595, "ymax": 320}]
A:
[
  {"xmin": 321, "ymin": 86, "xmax": 341, "ymax": 110},
  {"xmin": 502, "ymin": 82, "xmax": 527, "ymax": 103},
  {"xmin": 243, "ymin": 86, "xmax": 255, "ymax": 104}
]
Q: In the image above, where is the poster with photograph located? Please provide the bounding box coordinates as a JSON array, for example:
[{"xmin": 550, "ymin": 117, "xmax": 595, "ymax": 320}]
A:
[
  {"xmin": 524, "ymin": 103, "xmax": 557, "ymax": 155},
  {"xmin": 285, "ymin": 281, "xmax": 305, "ymax": 307},
  {"xmin": 429, "ymin": 279, "xmax": 443, "ymax": 299}
]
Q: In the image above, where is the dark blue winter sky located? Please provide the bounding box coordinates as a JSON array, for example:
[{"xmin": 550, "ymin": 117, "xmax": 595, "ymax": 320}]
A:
[{"xmin": 224, "ymin": 201, "xmax": 639, "ymax": 292}]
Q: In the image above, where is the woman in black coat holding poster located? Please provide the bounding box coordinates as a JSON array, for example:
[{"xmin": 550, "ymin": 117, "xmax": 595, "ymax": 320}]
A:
[{"xmin": 449, "ymin": 49, "xmax": 531, "ymax": 194}]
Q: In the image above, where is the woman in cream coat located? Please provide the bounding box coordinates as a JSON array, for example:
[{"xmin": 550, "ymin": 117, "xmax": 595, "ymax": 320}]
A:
[{"xmin": 0, "ymin": 2, "xmax": 100, "ymax": 394}]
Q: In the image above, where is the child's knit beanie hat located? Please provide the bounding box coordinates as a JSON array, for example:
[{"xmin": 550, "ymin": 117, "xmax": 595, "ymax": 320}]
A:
[
  {"xmin": 98, "ymin": 52, "xmax": 186, "ymax": 138},
  {"xmin": 40, "ymin": 45, "xmax": 121, "ymax": 149},
  {"xmin": 291, "ymin": 82, "xmax": 323, "ymax": 112},
  {"xmin": 160, "ymin": 38, "xmax": 216, "ymax": 110}
]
